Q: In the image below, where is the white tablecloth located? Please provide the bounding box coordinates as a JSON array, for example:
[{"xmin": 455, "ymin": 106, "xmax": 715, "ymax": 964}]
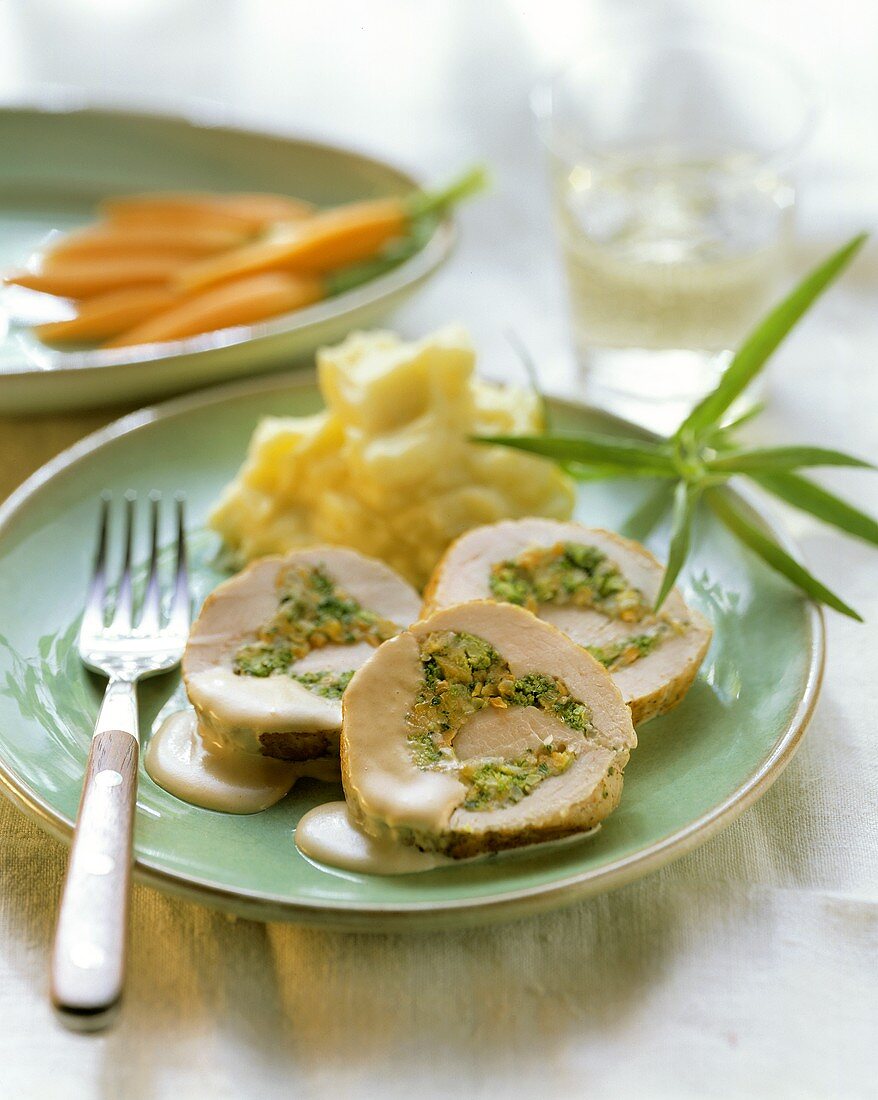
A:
[{"xmin": 1, "ymin": 3, "xmax": 876, "ymax": 1097}]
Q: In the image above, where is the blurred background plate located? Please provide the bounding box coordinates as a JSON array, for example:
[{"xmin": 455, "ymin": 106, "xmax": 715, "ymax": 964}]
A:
[{"xmin": 0, "ymin": 100, "xmax": 454, "ymax": 414}]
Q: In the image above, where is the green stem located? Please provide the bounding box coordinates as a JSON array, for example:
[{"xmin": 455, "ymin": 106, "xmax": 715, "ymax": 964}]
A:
[
  {"xmin": 406, "ymin": 164, "xmax": 490, "ymax": 220},
  {"xmin": 325, "ymin": 164, "xmax": 488, "ymax": 298},
  {"xmin": 325, "ymin": 236, "xmax": 421, "ymax": 297}
]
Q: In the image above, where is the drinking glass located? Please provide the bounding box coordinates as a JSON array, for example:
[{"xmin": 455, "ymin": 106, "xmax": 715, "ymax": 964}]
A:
[{"xmin": 534, "ymin": 29, "xmax": 814, "ymax": 426}]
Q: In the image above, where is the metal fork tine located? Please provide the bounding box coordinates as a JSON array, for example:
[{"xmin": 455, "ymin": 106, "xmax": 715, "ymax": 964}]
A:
[
  {"xmin": 79, "ymin": 495, "xmax": 111, "ymax": 639},
  {"xmin": 138, "ymin": 493, "xmax": 162, "ymax": 632},
  {"xmin": 168, "ymin": 495, "xmax": 190, "ymax": 631},
  {"xmin": 110, "ymin": 493, "xmax": 136, "ymax": 632}
]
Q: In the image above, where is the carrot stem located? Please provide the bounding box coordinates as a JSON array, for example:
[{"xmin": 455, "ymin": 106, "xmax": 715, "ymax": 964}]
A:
[{"xmin": 406, "ymin": 164, "xmax": 489, "ymax": 221}]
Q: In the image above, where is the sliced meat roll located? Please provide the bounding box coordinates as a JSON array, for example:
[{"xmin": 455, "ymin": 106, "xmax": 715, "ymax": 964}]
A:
[
  {"xmin": 183, "ymin": 546, "xmax": 422, "ymax": 763},
  {"xmin": 341, "ymin": 601, "xmax": 636, "ymax": 858},
  {"xmin": 422, "ymin": 518, "xmax": 712, "ymax": 725}
]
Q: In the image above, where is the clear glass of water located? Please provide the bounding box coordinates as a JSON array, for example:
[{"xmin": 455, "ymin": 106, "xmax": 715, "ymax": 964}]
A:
[{"xmin": 535, "ymin": 31, "xmax": 814, "ymax": 426}]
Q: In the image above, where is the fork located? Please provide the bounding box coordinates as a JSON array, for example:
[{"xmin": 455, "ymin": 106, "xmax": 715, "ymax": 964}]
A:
[{"xmin": 51, "ymin": 492, "xmax": 190, "ymax": 1031}]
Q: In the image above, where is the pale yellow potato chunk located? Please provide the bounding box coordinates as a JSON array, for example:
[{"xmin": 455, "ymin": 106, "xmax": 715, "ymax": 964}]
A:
[{"xmin": 210, "ymin": 326, "xmax": 575, "ymax": 588}]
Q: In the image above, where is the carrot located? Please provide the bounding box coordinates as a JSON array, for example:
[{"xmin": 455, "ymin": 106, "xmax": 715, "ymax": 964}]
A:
[
  {"xmin": 216, "ymin": 193, "xmax": 315, "ymax": 223},
  {"xmin": 45, "ymin": 223, "xmax": 250, "ymax": 261},
  {"xmin": 174, "ymin": 166, "xmax": 489, "ymax": 293},
  {"xmin": 103, "ymin": 272, "xmax": 324, "ymax": 348},
  {"xmin": 8, "ymin": 168, "xmax": 487, "ymax": 346},
  {"xmin": 102, "ymin": 204, "xmax": 256, "ymax": 235},
  {"xmin": 175, "ymin": 199, "xmax": 408, "ymax": 292},
  {"xmin": 33, "ymin": 285, "xmax": 181, "ymax": 344},
  {"xmin": 6, "ymin": 253, "xmax": 189, "ymax": 298},
  {"xmin": 101, "ymin": 191, "xmax": 313, "ymax": 233}
]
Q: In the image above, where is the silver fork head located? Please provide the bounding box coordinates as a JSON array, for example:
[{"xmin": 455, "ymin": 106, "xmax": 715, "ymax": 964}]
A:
[{"xmin": 77, "ymin": 493, "xmax": 191, "ymax": 682}]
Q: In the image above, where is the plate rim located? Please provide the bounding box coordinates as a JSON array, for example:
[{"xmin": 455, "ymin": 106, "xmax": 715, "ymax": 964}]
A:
[
  {"xmin": 0, "ymin": 96, "xmax": 455, "ymax": 379},
  {"xmin": 0, "ymin": 371, "xmax": 825, "ymax": 929}
]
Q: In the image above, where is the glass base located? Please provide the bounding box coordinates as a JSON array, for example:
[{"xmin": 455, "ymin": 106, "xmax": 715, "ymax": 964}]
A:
[{"xmin": 575, "ymin": 346, "xmax": 756, "ymax": 436}]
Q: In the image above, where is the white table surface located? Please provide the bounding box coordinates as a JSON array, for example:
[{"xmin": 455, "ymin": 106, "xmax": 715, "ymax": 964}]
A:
[{"xmin": 0, "ymin": 2, "xmax": 876, "ymax": 1097}]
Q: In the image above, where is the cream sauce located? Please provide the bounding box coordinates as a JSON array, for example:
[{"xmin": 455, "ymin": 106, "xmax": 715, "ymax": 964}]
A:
[
  {"xmin": 340, "ymin": 632, "xmax": 467, "ymax": 834},
  {"xmin": 145, "ymin": 709, "xmax": 301, "ymax": 814},
  {"xmin": 186, "ymin": 665, "xmax": 341, "ymax": 755},
  {"xmin": 295, "ymin": 802, "xmax": 452, "ymax": 875},
  {"xmin": 182, "ymin": 547, "xmax": 422, "ymax": 755},
  {"xmin": 295, "ymin": 800, "xmax": 602, "ymax": 875},
  {"xmin": 341, "ymin": 603, "xmax": 635, "ymax": 852}
]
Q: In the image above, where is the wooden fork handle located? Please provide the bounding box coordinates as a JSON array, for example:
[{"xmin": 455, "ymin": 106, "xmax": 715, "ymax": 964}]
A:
[{"xmin": 51, "ymin": 728, "xmax": 138, "ymax": 1031}]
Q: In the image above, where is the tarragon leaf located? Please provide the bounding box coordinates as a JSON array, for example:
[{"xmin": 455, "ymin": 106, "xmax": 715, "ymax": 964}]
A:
[
  {"xmin": 753, "ymin": 471, "xmax": 878, "ymax": 547},
  {"xmin": 677, "ymin": 233, "xmax": 868, "ymax": 440},
  {"xmin": 709, "ymin": 445, "xmax": 873, "ymax": 474},
  {"xmin": 475, "ymin": 432, "xmax": 676, "ymax": 474},
  {"xmin": 707, "ymin": 402, "xmax": 766, "ymax": 449},
  {"xmin": 706, "ymin": 487, "xmax": 862, "ymax": 620},
  {"xmin": 655, "ymin": 481, "xmax": 701, "ymax": 611},
  {"xmin": 713, "ymin": 401, "xmax": 766, "ymax": 436},
  {"xmin": 563, "ymin": 463, "xmax": 654, "ymax": 482}
]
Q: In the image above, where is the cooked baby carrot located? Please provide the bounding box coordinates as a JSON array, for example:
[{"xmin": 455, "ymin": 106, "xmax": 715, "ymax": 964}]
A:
[
  {"xmin": 216, "ymin": 193, "xmax": 315, "ymax": 223},
  {"xmin": 103, "ymin": 272, "xmax": 324, "ymax": 347},
  {"xmin": 102, "ymin": 204, "xmax": 256, "ymax": 235},
  {"xmin": 46, "ymin": 223, "xmax": 250, "ymax": 261},
  {"xmin": 175, "ymin": 199, "xmax": 408, "ymax": 292},
  {"xmin": 101, "ymin": 191, "xmax": 313, "ymax": 233},
  {"xmin": 174, "ymin": 166, "xmax": 489, "ymax": 293},
  {"xmin": 7, "ymin": 253, "xmax": 189, "ymax": 298},
  {"xmin": 6, "ymin": 167, "xmax": 487, "ymax": 349},
  {"xmin": 33, "ymin": 285, "xmax": 181, "ymax": 344}
]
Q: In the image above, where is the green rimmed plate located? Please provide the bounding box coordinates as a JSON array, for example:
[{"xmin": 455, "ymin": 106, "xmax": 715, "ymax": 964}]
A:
[
  {"xmin": 0, "ymin": 99, "xmax": 453, "ymax": 414},
  {"xmin": 0, "ymin": 374, "xmax": 822, "ymax": 930}
]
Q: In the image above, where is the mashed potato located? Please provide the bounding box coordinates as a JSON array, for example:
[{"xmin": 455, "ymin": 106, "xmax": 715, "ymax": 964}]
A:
[{"xmin": 210, "ymin": 326, "xmax": 575, "ymax": 588}]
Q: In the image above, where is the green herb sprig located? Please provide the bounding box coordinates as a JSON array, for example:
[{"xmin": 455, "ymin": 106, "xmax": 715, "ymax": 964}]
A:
[{"xmin": 479, "ymin": 234, "xmax": 875, "ymax": 620}]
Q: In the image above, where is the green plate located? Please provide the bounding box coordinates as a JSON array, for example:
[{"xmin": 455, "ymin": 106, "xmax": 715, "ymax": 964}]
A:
[
  {"xmin": 0, "ymin": 100, "xmax": 453, "ymax": 414},
  {"xmin": 0, "ymin": 374, "xmax": 822, "ymax": 930}
]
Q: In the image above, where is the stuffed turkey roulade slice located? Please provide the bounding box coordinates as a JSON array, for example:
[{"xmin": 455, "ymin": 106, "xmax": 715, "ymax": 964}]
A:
[
  {"xmin": 422, "ymin": 519, "xmax": 712, "ymax": 725},
  {"xmin": 183, "ymin": 546, "xmax": 422, "ymax": 765},
  {"xmin": 341, "ymin": 601, "xmax": 636, "ymax": 858}
]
